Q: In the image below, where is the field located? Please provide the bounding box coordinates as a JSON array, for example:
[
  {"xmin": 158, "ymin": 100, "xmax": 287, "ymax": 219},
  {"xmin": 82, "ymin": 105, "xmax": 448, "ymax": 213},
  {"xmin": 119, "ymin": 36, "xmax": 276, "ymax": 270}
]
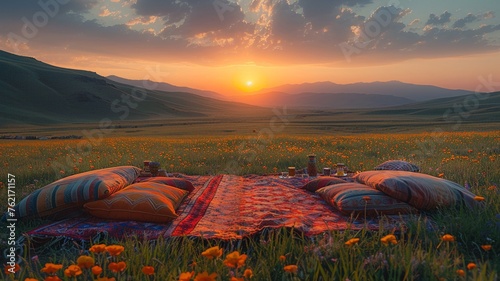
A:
[{"xmin": 1, "ymin": 131, "xmax": 499, "ymax": 280}]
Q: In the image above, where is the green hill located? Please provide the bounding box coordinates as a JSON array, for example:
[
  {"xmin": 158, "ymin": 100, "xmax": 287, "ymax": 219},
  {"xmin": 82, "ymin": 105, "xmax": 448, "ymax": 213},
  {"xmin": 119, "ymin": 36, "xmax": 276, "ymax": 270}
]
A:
[{"xmin": 0, "ymin": 50, "xmax": 263, "ymax": 126}]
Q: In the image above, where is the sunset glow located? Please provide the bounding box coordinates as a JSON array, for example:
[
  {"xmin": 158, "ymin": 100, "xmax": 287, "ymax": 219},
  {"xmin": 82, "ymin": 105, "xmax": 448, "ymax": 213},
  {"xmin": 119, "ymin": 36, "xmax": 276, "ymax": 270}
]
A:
[{"xmin": 0, "ymin": 1, "xmax": 498, "ymax": 95}]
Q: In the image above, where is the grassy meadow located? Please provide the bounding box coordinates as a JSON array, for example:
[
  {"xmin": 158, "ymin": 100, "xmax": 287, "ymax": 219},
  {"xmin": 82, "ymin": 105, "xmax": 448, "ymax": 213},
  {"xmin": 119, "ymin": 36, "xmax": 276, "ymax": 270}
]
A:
[{"xmin": 1, "ymin": 131, "xmax": 499, "ymax": 280}]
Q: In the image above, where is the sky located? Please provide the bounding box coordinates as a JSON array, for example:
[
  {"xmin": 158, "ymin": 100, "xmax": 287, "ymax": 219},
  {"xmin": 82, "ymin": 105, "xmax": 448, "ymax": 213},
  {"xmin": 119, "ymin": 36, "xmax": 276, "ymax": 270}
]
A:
[{"xmin": 0, "ymin": 0, "xmax": 499, "ymax": 95}]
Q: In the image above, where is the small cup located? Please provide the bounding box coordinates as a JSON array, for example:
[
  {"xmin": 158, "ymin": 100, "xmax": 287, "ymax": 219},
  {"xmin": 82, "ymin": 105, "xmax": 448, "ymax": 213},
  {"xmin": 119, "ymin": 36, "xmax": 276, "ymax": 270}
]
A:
[
  {"xmin": 143, "ymin": 160, "xmax": 151, "ymax": 172},
  {"xmin": 281, "ymin": 171, "xmax": 288, "ymax": 178},
  {"xmin": 288, "ymin": 167, "xmax": 296, "ymax": 177},
  {"xmin": 323, "ymin": 167, "xmax": 331, "ymax": 176}
]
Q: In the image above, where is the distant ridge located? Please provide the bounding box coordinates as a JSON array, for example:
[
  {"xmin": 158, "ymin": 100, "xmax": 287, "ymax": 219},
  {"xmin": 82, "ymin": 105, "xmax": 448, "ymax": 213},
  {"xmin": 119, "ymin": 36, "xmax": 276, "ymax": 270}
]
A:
[
  {"xmin": 107, "ymin": 75, "xmax": 227, "ymax": 100},
  {"xmin": 0, "ymin": 50, "xmax": 262, "ymax": 126}
]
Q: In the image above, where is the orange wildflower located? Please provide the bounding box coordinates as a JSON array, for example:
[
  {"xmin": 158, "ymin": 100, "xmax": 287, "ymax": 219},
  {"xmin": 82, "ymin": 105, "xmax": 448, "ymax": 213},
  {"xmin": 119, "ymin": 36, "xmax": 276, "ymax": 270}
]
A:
[
  {"xmin": 223, "ymin": 251, "xmax": 248, "ymax": 268},
  {"xmin": 105, "ymin": 245, "xmax": 125, "ymax": 256},
  {"xmin": 64, "ymin": 265, "xmax": 83, "ymax": 277},
  {"xmin": 380, "ymin": 234, "xmax": 398, "ymax": 246},
  {"xmin": 284, "ymin": 265, "xmax": 298, "ymax": 273},
  {"xmin": 92, "ymin": 265, "xmax": 103, "ymax": 276},
  {"xmin": 178, "ymin": 271, "xmax": 194, "ymax": 281},
  {"xmin": 467, "ymin": 263, "xmax": 477, "ymax": 270},
  {"xmin": 481, "ymin": 245, "xmax": 492, "ymax": 251},
  {"xmin": 142, "ymin": 266, "xmax": 155, "ymax": 275},
  {"xmin": 193, "ymin": 271, "xmax": 217, "ymax": 281},
  {"xmin": 89, "ymin": 244, "xmax": 107, "ymax": 254},
  {"xmin": 44, "ymin": 276, "xmax": 62, "ymax": 281},
  {"xmin": 442, "ymin": 234, "xmax": 455, "ymax": 242},
  {"xmin": 95, "ymin": 277, "xmax": 116, "ymax": 281},
  {"xmin": 201, "ymin": 246, "xmax": 223, "ymax": 259},
  {"xmin": 279, "ymin": 255, "xmax": 286, "ymax": 262},
  {"xmin": 76, "ymin": 255, "xmax": 95, "ymax": 269},
  {"xmin": 4, "ymin": 263, "xmax": 20, "ymax": 274},
  {"xmin": 345, "ymin": 238, "xmax": 360, "ymax": 246},
  {"xmin": 473, "ymin": 196, "xmax": 485, "ymax": 201},
  {"xmin": 25, "ymin": 278, "xmax": 38, "ymax": 281},
  {"xmin": 41, "ymin": 263, "xmax": 63, "ymax": 274},
  {"xmin": 244, "ymin": 268, "xmax": 253, "ymax": 278},
  {"xmin": 230, "ymin": 278, "xmax": 244, "ymax": 281},
  {"xmin": 456, "ymin": 269, "xmax": 465, "ymax": 276},
  {"xmin": 108, "ymin": 261, "xmax": 126, "ymax": 273}
]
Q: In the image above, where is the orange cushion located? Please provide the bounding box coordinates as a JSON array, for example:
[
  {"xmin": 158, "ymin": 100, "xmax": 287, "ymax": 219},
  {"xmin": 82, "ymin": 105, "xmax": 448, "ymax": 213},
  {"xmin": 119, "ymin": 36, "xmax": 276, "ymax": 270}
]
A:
[
  {"xmin": 301, "ymin": 177, "xmax": 347, "ymax": 192},
  {"xmin": 139, "ymin": 177, "xmax": 195, "ymax": 193},
  {"xmin": 355, "ymin": 171, "xmax": 480, "ymax": 210},
  {"xmin": 316, "ymin": 183, "xmax": 417, "ymax": 216},
  {"xmin": 83, "ymin": 182, "xmax": 188, "ymax": 223},
  {"xmin": 12, "ymin": 166, "xmax": 140, "ymax": 219}
]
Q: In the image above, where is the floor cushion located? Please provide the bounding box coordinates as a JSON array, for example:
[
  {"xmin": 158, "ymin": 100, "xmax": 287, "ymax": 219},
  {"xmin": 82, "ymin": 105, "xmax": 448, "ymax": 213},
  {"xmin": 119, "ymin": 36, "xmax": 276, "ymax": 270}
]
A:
[
  {"xmin": 10, "ymin": 166, "xmax": 141, "ymax": 219},
  {"xmin": 355, "ymin": 170, "xmax": 480, "ymax": 210},
  {"xmin": 374, "ymin": 160, "xmax": 420, "ymax": 172},
  {"xmin": 301, "ymin": 177, "xmax": 347, "ymax": 192},
  {"xmin": 138, "ymin": 177, "xmax": 195, "ymax": 193},
  {"xmin": 83, "ymin": 182, "xmax": 188, "ymax": 223},
  {"xmin": 316, "ymin": 182, "xmax": 417, "ymax": 216}
]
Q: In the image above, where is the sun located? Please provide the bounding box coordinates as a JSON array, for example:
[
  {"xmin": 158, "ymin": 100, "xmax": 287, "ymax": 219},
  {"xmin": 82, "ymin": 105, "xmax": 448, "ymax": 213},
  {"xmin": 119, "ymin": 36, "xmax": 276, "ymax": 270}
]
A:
[{"xmin": 246, "ymin": 80, "xmax": 253, "ymax": 87}]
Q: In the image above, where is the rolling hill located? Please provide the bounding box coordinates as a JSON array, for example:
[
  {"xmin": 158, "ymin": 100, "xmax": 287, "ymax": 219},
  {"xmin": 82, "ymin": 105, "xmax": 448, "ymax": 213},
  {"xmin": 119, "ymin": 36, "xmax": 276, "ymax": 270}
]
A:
[{"xmin": 0, "ymin": 50, "xmax": 263, "ymax": 126}]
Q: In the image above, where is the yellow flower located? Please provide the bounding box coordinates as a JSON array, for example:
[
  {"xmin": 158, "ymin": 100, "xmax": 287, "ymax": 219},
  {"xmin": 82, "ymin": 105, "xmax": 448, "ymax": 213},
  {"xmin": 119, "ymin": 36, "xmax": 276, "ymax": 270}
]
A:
[
  {"xmin": 345, "ymin": 238, "xmax": 360, "ymax": 246},
  {"xmin": 64, "ymin": 265, "xmax": 83, "ymax": 277},
  {"xmin": 201, "ymin": 246, "xmax": 223, "ymax": 259},
  {"xmin": 89, "ymin": 244, "xmax": 107, "ymax": 254},
  {"xmin": 179, "ymin": 271, "xmax": 194, "ymax": 281},
  {"xmin": 41, "ymin": 263, "xmax": 63, "ymax": 274},
  {"xmin": 481, "ymin": 245, "xmax": 492, "ymax": 251},
  {"xmin": 473, "ymin": 196, "xmax": 485, "ymax": 201},
  {"xmin": 105, "ymin": 245, "xmax": 125, "ymax": 256},
  {"xmin": 244, "ymin": 268, "xmax": 253, "ymax": 278},
  {"xmin": 442, "ymin": 234, "xmax": 455, "ymax": 242},
  {"xmin": 76, "ymin": 255, "xmax": 95, "ymax": 269},
  {"xmin": 467, "ymin": 263, "xmax": 476, "ymax": 270},
  {"xmin": 456, "ymin": 269, "xmax": 465, "ymax": 276},
  {"xmin": 92, "ymin": 265, "xmax": 103, "ymax": 276},
  {"xmin": 142, "ymin": 266, "xmax": 155, "ymax": 275},
  {"xmin": 279, "ymin": 255, "xmax": 286, "ymax": 262},
  {"xmin": 194, "ymin": 271, "xmax": 217, "ymax": 281},
  {"xmin": 380, "ymin": 234, "xmax": 398, "ymax": 246},
  {"xmin": 284, "ymin": 265, "xmax": 298, "ymax": 273},
  {"xmin": 223, "ymin": 251, "xmax": 248, "ymax": 268}
]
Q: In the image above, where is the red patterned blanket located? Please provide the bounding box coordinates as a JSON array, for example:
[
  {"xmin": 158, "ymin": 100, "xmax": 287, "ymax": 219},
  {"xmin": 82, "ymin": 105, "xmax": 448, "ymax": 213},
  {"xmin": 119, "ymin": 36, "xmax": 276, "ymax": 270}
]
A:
[{"xmin": 27, "ymin": 175, "xmax": 404, "ymax": 240}]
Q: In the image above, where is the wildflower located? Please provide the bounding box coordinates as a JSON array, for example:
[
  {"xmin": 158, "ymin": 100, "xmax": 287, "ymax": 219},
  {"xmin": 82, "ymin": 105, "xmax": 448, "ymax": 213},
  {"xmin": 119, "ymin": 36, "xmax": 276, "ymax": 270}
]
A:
[
  {"xmin": 488, "ymin": 186, "xmax": 497, "ymax": 191},
  {"xmin": 467, "ymin": 263, "xmax": 476, "ymax": 270},
  {"xmin": 44, "ymin": 276, "xmax": 62, "ymax": 281},
  {"xmin": 76, "ymin": 255, "xmax": 95, "ymax": 269},
  {"xmin": 193, "ymin": 271, "xmax": 217, "ymax": 281},
  {"xmin": 456, "ymin": 269, "xmax": 465, "ymax": 276},
  {"xmin": 179, "ymin": 271, "xmax": 194, "ymax": 281},
  {"xmin": 201, "ymin": 246, "xmax": 223, "ymax": 259},
  {"xmin": 105, "ymin": 245, "xmax": 125, "ymax": 256},
  {"xmin": 474, "ymin": 196, "xmax": 485, "ymax": 202},
  {"xmin": 142, "ymin": 266, "xmax": 155, "ymax": 275},
  {"xmin": 438, "ymin": 173, "xmax": 444, "ymax": 178},
  {"xmin": 284, "ymin": 265, "xmax": 298, "ymax": 273},
  {"xmin": 108, "ymin": 261, "xmax": 126, "ymax": 273},
  {"xmin": 442, "ymin": 234, "xmax": 455, "ymax": 242},
  {"xmin": 64, "ymin": 265, "xmax": 83, "ymax": 277},
  {"xmin": 244, "ymin": 268, "xmax": 253, "ymax": 278},
  {"xmin": 345, "ymin": 238, "xmax": 360, "ymax": 246},
  {"xmin": 279, "ymin": 255, "xmax": 286, "ymax": 262},
  {"xmin": 95, "ymin": 277, "xmax": 116, "ymax": 281},
  {"xmin": 25, "ymin": 278, "xmax": 38, "ymax": 281},
  {"xmin": 92, "ymin": 265, "xmax": 103, "ymax": 276},
  {"xmin": 481, "ymin": 245, "xmax": 492, "ymax": 251},
  {"xmin": 89, "ymin": 244, "xmax": 107, "ymax": 254},
  {"xmin": 4, "ymin": 263, "xmax": 20, "ymax": 274},
  {"xmin": 224, "ymin": 251, "xmax": 248, "ymax": 268},
  {"xmin": 380, "ymin": 234, "xmax": 398, "ymax": 246},
  {"xmin": 231, "ymin": 278, "xmax": 244, "ymax": 281},
  {"xmin": 41, "ymin": 263, "xmax": 63, "ymax": 274}
]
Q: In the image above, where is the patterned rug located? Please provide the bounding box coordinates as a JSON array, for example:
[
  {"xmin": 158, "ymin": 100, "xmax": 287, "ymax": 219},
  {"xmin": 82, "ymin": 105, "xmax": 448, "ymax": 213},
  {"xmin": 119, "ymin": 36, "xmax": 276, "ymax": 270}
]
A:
[{"xmin": 27, "ymin": 175, "xmax": 406, "ymax": 240}]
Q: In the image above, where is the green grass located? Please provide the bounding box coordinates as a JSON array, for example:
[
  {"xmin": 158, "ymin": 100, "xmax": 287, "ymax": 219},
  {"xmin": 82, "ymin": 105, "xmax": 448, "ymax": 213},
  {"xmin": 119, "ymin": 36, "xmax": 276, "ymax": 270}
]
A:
[{"xmin": 0, "ymin": 131, "xmax": 499, "ymax": 280}]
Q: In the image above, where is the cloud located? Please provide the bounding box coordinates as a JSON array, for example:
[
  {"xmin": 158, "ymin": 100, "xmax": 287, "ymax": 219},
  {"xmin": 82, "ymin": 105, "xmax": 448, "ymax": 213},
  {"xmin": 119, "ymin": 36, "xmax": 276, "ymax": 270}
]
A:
[
  {"xmin": 126, "ymin": 16, "xmax": 158, "ymax": 26},
  {"xmin": 99, "ymin": 6, "xmax": 121, "ymax": 17},
  {"xmin": 426, "ymin": 11, "xmax": 451, "ymax": 26}
]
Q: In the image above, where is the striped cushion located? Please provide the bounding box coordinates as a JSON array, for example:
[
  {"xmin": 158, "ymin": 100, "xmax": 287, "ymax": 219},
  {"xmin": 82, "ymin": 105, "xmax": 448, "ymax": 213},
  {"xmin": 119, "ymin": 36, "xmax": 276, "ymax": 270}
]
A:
[
  {"xmin": 83, "ymin": 182, "xmax": 188, "ymax": 223},
  {"xmin": 12, "ymin": 166, "xmax": 140, "ymax": 219},
  {"xmin": 374, "ymin": 160, "xmax": 420, "ymax": 172},
  {"xmin": 355, "ymin": 171, "xmax": 480, "ymax": 211},
  {"xmin": 301, "ymin": 177, "xmax": 347, "ymax": 192},
  {"xmin": 316, "ymin": 183, "xmax": 417, "ymax": 216},
  {"xmin": 137, "ymin": 177, "xmax": 195, "ymax": 193}
]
